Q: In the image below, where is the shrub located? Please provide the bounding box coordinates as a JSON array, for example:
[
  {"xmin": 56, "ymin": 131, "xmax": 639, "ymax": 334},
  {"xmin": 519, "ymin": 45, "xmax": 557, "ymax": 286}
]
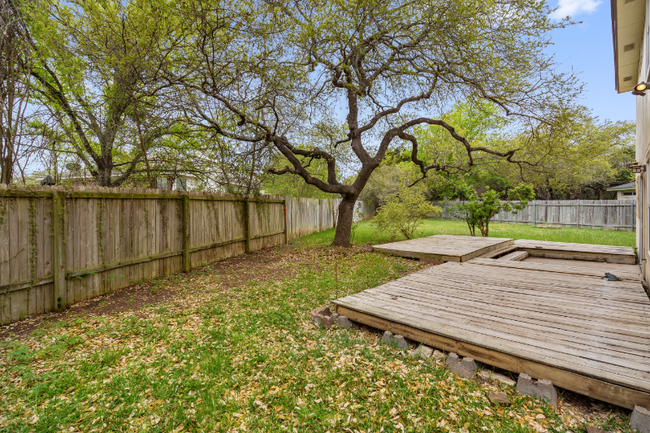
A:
[
  {"xmin": 453, "ymin": 185, "xmax": 535, "ymax": 237},
  {"xmin": 372, "ymin": 186, "xmax": 441, "ymax": 240}
]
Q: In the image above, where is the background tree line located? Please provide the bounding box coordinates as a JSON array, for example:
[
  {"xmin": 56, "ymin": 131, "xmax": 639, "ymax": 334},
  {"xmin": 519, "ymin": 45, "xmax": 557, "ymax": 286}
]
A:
[{"xmin": 361, "ymin": 102, "xmax": 635, "ymax": 205}]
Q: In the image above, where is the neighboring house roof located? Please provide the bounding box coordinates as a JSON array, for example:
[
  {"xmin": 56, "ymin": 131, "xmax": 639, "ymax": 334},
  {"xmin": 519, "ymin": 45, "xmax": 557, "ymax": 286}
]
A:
[
  {"xmin": 610, "ymin": 0, "xmax": 646, "ymax": 93},
  {"xmin": 607, "ymin": 181, "xmax": 636, "ymax": 192}
]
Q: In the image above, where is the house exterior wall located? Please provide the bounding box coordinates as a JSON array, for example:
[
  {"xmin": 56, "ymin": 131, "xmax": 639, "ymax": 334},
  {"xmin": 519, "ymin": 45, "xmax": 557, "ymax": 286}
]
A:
[
  {"xmin": 637, "ymin": 6, "xmax": 650, "ymax": 280},
  {"xmin": 617, "ymin": 190, "xmax": 637, "ymax": 200},
  {"xmin": 612, "ymin": 0, "xmax": 648, "ymax": 278}
]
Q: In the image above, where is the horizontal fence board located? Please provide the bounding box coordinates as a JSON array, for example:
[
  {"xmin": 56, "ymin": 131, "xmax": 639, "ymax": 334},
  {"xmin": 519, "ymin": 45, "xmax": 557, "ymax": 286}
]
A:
[
  {"xmin": 435, "ymin": 200, "xmax": 636, "ymax": 231},
  {"xmin": 0, "ymin": 184, "xmax": 373, "ymax": 325}
]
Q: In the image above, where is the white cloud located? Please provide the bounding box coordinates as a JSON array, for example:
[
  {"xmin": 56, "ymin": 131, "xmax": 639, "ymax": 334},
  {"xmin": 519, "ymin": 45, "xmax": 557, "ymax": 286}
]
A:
[{"xmin": 551, "ymin": 0, "xmax": 602, "ymax": 19}]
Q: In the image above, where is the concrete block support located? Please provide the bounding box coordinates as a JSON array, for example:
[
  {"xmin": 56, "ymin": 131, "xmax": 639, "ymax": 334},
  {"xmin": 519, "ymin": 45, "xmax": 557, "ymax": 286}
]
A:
[
  {"xmin": 516, "ymin": 373, "xmax": 558, "ymax": 406},
  {"xmin": 630, "ymin": 406, "xmax": 650, "ymax": 433},
  {"xmin": 408, "ymin": 345, "xmax": 434, "ymax": 359},
  {"xmin": 331, "ymin": 313, "xmax": 352, "ymax": 329},
  {"xmin": 445, "ymin": 352, "xmax": 477, "ymax": 378},
  {"xmin": 381, "ymin": 331, "xmax": 408, "ymax": 349}
]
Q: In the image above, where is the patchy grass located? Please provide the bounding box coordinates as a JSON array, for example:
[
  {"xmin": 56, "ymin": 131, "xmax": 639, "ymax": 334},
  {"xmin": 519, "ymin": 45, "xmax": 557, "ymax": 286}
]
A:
[
  {"xmin": 0, "ymin": 245, "xmax": 634, "ymax": 432},
  {"xmin": 296, "ymin": 219, "xmax": 636, "ymax": 248}
]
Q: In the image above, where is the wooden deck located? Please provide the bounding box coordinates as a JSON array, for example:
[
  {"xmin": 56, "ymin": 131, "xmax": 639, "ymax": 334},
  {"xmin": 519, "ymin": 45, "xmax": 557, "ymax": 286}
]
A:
[
  {"xmin": 373, "ymin": 235, "xmax": 514, "ymax": 262},
  {"xmin": 332, "ymin": 260, "xmax": 650, "ymax": 409},
  {"xmin": 469, "ymin": 257, "xmax": 643, "ymax": 282},
  {"xmin": 514, "ymin": 240, "xmax": 637, "ymax": 264}
]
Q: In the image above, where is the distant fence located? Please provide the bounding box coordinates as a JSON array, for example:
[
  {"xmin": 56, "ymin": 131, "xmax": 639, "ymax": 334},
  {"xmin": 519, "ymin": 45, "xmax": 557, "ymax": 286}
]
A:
[
  {"xmin": 0, "ymin": 185, "xmax": 373, "ymax": 324},
  {"xmin": 435, "ymin": 200, "xmax": 636, "ymax": 231},
  {"xmin": 284, "ymin": 197, "xmax": 375, "ymax": 238}
]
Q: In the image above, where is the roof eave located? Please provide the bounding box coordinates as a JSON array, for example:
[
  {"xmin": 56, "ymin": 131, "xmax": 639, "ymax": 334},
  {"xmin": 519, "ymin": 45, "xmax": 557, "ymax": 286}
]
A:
[
  {"xmin": 611, "ymin": 0, "xmax": 646, "ymax": 93},
  {"xmin": 611, "ymin": 0, "xmax": 620, "ymax": 92}
]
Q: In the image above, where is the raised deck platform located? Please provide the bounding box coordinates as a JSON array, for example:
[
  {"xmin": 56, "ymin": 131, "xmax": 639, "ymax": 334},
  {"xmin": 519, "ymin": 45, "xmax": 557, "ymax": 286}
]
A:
[
  {"xmin": 333, "ymin": 259, "xmax": 650, "ymax": 409},
  {"xmin": 373, "ymin": 235, "xmax": 514, "ymax": 262},
  {"xmin": 514, "ymin": 239, "xmax": 637, "ymax": 264}
]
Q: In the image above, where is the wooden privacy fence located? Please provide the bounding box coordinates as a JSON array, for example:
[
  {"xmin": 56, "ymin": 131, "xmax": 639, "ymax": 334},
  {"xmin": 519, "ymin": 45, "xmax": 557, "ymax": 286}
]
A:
[
  {"xmin": 285, "ymin": 197, "xmax": 339, "ymax": 238},
  {"xmin": 284, "ymin": 198, "xmax": 376, "ymax": 238},
  {"xmin": 435, "ymin": 200, "xmax": 637, "ymax": 231},
  {"xmin": 0, "ymin": 186, "xmax": 372, "ymax": 324}
]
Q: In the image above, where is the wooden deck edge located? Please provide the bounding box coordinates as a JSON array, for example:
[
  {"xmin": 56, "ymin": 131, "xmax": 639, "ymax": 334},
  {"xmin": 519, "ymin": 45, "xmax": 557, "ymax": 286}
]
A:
[
  {"xmin": 374, "ymin": 239, "xmax": 515, "ymax": 263},
  {"xmin": 372, "ymin": 248, "xmax": 460, "ymax": 262},
  {"xmin": 335, "ymin": 305, "xmax": 650, "ymax": 410},
  {"xmin": 497, "ymin": 251, "xmax": 530, "ymax": 261},
  {"xmin": 477, "ymin": 245, "xmax": 517, "ymax": 259},
  {"xmin": 467, "ymin": 258, "xmax": 643, "ymax": 282},
  {"xmin": 521, "ymin": 248, "xmax": 637, "ymax": 265},
  {"xmin": 461, "ymin": 239, "xmax": 515, "ymax": 262}
]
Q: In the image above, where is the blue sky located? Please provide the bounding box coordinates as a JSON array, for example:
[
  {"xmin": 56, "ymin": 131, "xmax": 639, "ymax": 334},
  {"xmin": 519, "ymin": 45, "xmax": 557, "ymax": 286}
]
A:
[{"xmin": 549, "ymin": 0, "xmax": 636, "ymax": 122}]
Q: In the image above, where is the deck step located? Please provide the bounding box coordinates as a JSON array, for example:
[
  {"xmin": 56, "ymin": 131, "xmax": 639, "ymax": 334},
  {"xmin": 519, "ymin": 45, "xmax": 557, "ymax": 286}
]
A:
[
  {"xmin": 498, "ymin": 251, "xmax": 529, "ymax": 261},
  {"xmin": 373, "ymin": 235, "xmax": 514, "ymax": 262},
  {"xmin": 479, "ymin": 245, "xmax": 517, "ymax": 259},
  {"xmin": 514, "ymin": 239, "xmax": 637, "ymax": 264}
]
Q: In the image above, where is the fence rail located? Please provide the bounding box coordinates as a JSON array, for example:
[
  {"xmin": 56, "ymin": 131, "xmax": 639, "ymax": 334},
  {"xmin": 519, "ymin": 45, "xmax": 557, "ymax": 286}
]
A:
[
  {"xmin": 435, "ymin": 200, "xmax": 636, "ymax": 231},
  {"xmin": 0, "ymin": 185, "xmax": 371, "ymax": 324}
]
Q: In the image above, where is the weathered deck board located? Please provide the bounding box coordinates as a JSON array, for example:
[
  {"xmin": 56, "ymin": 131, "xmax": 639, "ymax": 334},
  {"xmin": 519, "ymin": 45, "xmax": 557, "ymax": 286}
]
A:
[
  {"xmin": 374, "ymin": 235, "xmax": 514, "ymax": 262},
  {"xmin": 470, "ymin": 257, "xmax": 643, "ymax": 282},
  {"xmin": 497, "ymin": 251, "xmax": 529, "ymax": 261},
  {"xmin": 476, "ymin": 246, "xmax": 517, "ymax": 260},
  {"xmin": 514, "ymin": 240, "xmax": 637, "ymax": 264},
  {"xmin": 332, "ymin": 261, "xmax": 650, "ymax": 409}
]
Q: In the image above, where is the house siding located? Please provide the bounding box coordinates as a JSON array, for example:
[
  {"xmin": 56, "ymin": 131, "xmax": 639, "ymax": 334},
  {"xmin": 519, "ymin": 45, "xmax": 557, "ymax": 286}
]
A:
[{"xmin": 632, "ymin": 1, "xmax": 650, "ymax": 281}]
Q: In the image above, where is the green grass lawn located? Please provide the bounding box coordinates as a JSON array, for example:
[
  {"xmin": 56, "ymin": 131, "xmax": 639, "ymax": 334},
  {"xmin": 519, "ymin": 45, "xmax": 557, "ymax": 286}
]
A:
[
  {"xmin": 0, "ymin": 224, "xmax": 637, "ymax": 432},
  {"xmin": 296, "ymin": 219, "xmax": 636, "ymax": 248}
]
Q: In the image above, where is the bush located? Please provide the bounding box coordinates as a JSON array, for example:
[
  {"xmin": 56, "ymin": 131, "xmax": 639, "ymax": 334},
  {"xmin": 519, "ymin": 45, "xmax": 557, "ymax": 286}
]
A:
[
  {"xmin": 453, "ymin": 185, "xmax": 535, "ymax": 237},
  {"xmin": 372, "ymin": 186, "xmax": 441, "ymax": 240}
]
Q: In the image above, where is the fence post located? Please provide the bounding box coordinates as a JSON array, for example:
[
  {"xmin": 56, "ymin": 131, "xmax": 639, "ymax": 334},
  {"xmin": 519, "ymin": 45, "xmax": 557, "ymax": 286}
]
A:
[
  {"xmin": 533, "ymin": 202, "xmax": 536, "ymax": 226},
  {"xmin": 283, "ymin": 199, "xmax": 289, "ymax": 244},
  {"xmin": 52, "ymin": 191, "xmax": 66, "ymax": 311},
  {"xmin": 182, "ymin": 195, "xmax": 190, "ymax": 272},
  {"xmin": 632, "ymin": 201, "xmax": 635, "ymax": 231},
  {"xmin": 576, "ymin": 201, "xmax": 580, "ymax": 229},
  {"xmin": 244, "ymin": 198, "xmax": 251, "ymax": 253}
]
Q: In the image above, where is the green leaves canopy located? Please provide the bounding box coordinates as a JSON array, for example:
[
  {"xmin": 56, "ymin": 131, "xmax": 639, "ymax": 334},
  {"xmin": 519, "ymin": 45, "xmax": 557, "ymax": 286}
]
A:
[
  {"xmin": 27, "ymin": 0, "xmax": 188, "ymax": 186},
  {"xmin": 171, "ymin": 0, "xmax": 581, "ymax": 245}
]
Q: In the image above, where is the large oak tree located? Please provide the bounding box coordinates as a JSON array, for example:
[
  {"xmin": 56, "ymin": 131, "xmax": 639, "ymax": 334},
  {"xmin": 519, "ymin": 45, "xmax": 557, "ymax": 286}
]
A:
[{"xmin": 176, "ymin": 0, "xmax": 581, "ymax": 246}]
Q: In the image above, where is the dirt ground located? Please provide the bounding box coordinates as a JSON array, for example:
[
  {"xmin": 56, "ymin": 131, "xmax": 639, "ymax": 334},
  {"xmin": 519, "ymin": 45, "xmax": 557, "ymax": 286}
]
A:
[{"xmin": 0, "ymin": 243, "xmax": 329, "ymax": 340}]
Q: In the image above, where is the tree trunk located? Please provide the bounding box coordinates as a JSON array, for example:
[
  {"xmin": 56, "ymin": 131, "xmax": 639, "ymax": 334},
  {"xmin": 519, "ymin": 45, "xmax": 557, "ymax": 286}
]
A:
[
  {"xmin": 332, "ymin": 195, "xmax": 358, "ymax": 247},
  {"xmin": 97, "ymin": 168, "xmax": 111, "ymax": 187},
  {"xmin": 0, "ymin": 155, "xmax": 12, "ymax": 184}
]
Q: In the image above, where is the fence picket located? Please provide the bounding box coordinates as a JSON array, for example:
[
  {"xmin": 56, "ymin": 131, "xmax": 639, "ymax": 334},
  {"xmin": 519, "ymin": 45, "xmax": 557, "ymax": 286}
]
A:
[{"xmin": 0, "ymin": 187, "xmax": 373, "ymax": 325}]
